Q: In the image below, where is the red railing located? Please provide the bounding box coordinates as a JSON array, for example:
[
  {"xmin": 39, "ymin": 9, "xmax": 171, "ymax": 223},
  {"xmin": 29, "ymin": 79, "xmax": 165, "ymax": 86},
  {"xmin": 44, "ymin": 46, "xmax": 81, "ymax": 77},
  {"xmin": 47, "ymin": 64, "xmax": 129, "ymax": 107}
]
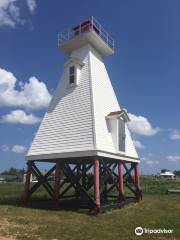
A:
[{"xmin": 58, "ymin": 16, "xmax": 114, "ymax": 50}]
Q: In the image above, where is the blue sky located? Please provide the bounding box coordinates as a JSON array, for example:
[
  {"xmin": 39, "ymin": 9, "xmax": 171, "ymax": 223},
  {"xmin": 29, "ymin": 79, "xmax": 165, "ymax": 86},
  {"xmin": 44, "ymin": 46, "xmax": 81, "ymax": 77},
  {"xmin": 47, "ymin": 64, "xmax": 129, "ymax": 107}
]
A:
[{"xmin": 0, "ymin": 0, "xmax": 180, "ymax": 174}]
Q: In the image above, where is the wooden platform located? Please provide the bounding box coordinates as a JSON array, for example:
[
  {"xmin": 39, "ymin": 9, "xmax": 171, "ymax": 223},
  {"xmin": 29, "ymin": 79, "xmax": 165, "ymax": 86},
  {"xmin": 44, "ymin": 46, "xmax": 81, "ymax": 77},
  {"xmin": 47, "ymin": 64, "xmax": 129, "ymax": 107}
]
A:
[{"xmin": 22, "ymin": 157, "xmax": 142, "ymax": 214}]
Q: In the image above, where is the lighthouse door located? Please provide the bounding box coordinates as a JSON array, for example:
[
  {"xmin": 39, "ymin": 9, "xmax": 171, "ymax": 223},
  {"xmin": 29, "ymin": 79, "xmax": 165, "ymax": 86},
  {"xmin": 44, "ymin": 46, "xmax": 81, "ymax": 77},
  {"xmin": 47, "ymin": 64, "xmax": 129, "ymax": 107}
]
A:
[{"xmin": 118, "ymin": 119, "xmax": 126, "ymax": 152}]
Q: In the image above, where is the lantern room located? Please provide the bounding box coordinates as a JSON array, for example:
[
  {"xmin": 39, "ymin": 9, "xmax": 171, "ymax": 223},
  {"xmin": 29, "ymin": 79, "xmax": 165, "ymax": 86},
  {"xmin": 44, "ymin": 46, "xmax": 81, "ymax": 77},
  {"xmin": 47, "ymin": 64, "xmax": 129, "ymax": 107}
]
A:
[{"xmin": 58, "ymin": 16, "xmax": 114, "ymax": 56}]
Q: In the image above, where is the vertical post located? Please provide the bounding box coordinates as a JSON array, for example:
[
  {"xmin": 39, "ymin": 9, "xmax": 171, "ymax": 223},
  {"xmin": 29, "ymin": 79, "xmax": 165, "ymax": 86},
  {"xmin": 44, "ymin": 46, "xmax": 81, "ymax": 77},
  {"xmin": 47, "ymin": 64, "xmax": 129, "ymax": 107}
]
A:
[
  {"xmin": 94, "ymin": 158, "xmax": 100, "ymax": 213},
  {"xmin": 102, "ymin": 163, "xmax": 107, "ymax": 202},
  {"xmin": 82, "ymin": 163, "xmax": 86, "ymax": 190},
  {"xmin": 76, "ymin": 163, "xmax": 80, "ymax": 199},
  {"xmin": 22, "ymin": 161, "xmax": 32, "ymax": 205},
  {"xmin": 92, "ymin": 16, "xmax": 94, "ymax": 30},
  {"xmin": 134, "ymin": 162, "xmax": 141, "ymax": 202},
  {"xmin": 54, "ymin": 161, "xmax": 61, "ymax": 208},
  {"xmin": 118, "ymin": 161, "xmax": 124, "ymax": 199},
  {"xmin": 81, "ymin": 163, "xmax": 86, "ymax": 200}
]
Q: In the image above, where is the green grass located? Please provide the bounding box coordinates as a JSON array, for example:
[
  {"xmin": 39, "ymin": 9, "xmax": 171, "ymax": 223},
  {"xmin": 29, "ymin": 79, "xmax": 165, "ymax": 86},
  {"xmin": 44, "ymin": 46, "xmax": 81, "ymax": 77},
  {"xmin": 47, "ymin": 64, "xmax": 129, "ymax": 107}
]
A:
[
  {"xmin": 141, "ymin": 176, "xmax": 180, "ymax": 194},
  {"xmin": 0, "ymin": 178, "xmax": 179, "ymax": 240}
]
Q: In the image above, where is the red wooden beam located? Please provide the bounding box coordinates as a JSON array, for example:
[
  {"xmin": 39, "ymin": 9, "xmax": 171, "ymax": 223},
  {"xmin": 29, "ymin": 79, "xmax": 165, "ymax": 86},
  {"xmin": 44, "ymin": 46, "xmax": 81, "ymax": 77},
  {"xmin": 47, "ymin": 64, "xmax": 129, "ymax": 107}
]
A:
[
  {"xmin": 94, "ymin": 158, "xmax": 100, "ymax": 213},
  {"xmin": 135, "ymin": 163, "xmax": 140, "ymax": 189},
  {"xmin": 134, "ymin": 162, "xmax": 141, "ymax": 202},
  {"xmin": 118, "ymin": 161, "xmax": 124, "ymax": 196},
  {"xmin": 54, "ymin": 161, "xmax": 61, "ymax": 208},
  {"xmin": 22, "ymin": 161, "xmax": 32, "ymax": 205}
]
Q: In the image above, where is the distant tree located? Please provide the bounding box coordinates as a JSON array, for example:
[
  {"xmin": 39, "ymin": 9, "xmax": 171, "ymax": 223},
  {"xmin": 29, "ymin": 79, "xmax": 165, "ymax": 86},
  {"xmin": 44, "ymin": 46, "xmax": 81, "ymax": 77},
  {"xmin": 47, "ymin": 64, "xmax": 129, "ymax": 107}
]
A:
[
  {"xmin": 9, "ymin": 168, "xmax": 18, "ymax": 175},
  {"xmin": 1, "ymin": 168, "xmax": 24, "ymax": 176},
  {"xmin": 173, "ymin": 170, "xmax": 180, "ymax": 176}
]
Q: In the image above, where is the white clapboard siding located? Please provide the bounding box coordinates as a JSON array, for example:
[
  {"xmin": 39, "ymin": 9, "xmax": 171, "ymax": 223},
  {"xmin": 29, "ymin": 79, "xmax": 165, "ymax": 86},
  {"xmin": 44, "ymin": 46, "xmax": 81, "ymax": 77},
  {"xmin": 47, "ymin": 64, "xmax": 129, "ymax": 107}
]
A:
[
  {"xmin": 90, "ymin": 47, "xmax": 138, "ymax": 159},
  {"xmin": 28, "ymin": 45, "xmax": 95, "ymax": 157},
  {"xmin": 90, "ymin": 47, "xmax": 120, "ymax": 153},
  {"xmin": 27, "ymin": 44, "xmax": 138, "ymax": 161},
  {"xmin": 125, "ymin": 125, "xmax": 138, "ymax": 158}
]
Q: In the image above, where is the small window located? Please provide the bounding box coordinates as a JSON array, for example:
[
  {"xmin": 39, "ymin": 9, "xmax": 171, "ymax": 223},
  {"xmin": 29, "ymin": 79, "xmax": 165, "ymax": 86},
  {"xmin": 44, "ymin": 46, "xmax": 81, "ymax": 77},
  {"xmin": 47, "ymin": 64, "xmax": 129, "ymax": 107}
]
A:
[
  {"xmin": 69, "ymin": 66, "xmax": 76, "ymax": 85},
  {"xmin": 118, "ymin": 119, "xmax": 126, "ymax": 152}
]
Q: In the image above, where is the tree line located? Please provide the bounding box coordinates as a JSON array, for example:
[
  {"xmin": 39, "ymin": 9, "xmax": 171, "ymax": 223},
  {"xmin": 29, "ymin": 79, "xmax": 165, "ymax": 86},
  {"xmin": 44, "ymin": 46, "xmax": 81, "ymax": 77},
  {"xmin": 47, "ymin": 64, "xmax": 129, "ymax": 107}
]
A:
[{"xmin": 0, "ymin": 168, "xmax": 25, "ymax": 176}]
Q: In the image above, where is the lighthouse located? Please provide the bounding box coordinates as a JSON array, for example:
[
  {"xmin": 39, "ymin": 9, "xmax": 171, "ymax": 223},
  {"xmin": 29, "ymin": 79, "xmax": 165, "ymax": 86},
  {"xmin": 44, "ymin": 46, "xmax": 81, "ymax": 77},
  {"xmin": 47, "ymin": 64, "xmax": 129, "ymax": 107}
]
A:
[{"xmin": 23, "ymin": 17, "xmax": 142, "ymax": 213}]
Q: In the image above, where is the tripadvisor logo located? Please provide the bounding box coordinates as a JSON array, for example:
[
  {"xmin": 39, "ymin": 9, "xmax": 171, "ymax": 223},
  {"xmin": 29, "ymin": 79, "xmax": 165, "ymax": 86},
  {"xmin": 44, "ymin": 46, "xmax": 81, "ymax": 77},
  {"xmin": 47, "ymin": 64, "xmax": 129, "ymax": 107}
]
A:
[
  {"xmin": 135, "ymin": 227, "xmax": 143, "ymax": 236},
  {"xmin": 135, "ymin": 227, "xmax": 174, "ymax": 236}
]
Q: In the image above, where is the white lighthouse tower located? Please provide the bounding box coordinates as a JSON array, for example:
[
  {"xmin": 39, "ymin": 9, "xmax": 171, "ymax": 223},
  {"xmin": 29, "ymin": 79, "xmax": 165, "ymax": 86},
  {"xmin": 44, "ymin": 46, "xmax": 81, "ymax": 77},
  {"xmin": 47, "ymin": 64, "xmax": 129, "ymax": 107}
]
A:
[{"xmin": 23, "ymin": 17, "xmax": 141, "ymax": 213}]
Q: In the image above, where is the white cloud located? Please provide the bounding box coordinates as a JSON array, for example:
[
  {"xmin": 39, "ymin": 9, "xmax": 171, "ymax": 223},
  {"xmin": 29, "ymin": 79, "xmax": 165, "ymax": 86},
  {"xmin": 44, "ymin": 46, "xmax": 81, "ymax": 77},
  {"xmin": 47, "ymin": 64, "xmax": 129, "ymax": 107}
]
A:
[
  {"xmin": 12, "ymin": 144, "xmax": 27, "ymax": 153},
  {"xmin": 0, "ymin": 68, "xmax": 51, "ymax": 110},
  {"xmin": 1, "ymin": 110, "xmax": 41, "ymax": 124},
  {"xmin": 146, "ymin": 160, "xmax": 159, "ymax": 165},
  {"xmin": 141, "ymin": 157, "xmax": 159, "ymax": 165},
  {"xmin": 167, "ymin": 155, "xmax": 180, "ymax": 162},
  {"xmin": 1, "ymin": 144, "xmax": 9, "ymax": 151},
  {"xmin": 128, "ymin": 113, "xmax": 160, "ymax": 136},
  {"xmin": 144, "ymin": 160, "xmax": 159, "ymax": 165},
  {"xmin": 26, "ymin": 0, "xmax": 37, "ymax": 14},
  {"xmin": 0, "ymin": 0, "xmax": 24, "ymax": 27},
  {"xmin": 0, "ymin": 144, "xmax": 27, "ymax": 153},
  {"xmin": 0, "ymin": 0, "xmax": 37, "ymax": 28},
  {"xmin": 133, "ymin": 140, "xmax": 145, "ymax": 149},
  {"xmin": 169, "ymin": 130, "xmax": 180, "ymax": 140}
]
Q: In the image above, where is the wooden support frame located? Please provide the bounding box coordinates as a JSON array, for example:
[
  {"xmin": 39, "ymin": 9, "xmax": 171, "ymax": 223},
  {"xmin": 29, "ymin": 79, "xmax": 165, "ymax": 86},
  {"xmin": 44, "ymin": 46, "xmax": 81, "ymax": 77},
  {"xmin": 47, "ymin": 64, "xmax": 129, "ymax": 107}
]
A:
[
  {"xmin": 22, "ymin": 161, "xmax": 32, "ymax": 205},
  {"xmin": 94, "ymin": 158, "xmax": 100, "ymax": 213},
  {"xmin": 22, "ymin": 158, "xmax": 142, "ymax": 213},
  {"xmin": 118, "ymin": 161, "xmax": 124, "ymax": 200},
  {"xmin": 75, "ymin": 164, "xmax": 81, "ymax": 199},
  {"xmin": 134, "ymin": 162, "xmax": 142, "ymax": 202},
  {"xmin": 25, "ymin": 162, "xmax": 56, "ymax": 200},
  {"xmin": 54, "ymin": 161, "xmax": 61, "ymax": 207}
]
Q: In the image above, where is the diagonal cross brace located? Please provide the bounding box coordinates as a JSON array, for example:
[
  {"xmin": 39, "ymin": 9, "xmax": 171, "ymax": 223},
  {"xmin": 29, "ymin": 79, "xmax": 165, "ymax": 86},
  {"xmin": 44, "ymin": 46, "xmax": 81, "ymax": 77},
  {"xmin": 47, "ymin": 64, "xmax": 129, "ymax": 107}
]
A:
[
  {"xmin": 63, "ymin": 164, "xmax": 95, "ymax": 206},
  {"xmin": 123, "ymin": 163, "xmax": 135, "ymax": 184},
  {"xmin": 28, "ymin": 163, "xmax": 56, "ymax": 198},
  {"xmin": 101, "ymin": 160, "xmax": 119, "ymax": 193}
]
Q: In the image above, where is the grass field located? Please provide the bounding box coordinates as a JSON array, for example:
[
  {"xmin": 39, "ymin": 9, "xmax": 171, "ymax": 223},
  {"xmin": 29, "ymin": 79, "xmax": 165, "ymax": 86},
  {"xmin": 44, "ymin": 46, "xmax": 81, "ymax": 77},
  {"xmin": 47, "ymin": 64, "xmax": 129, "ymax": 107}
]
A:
[{"xmin": 0, "ymin": 177, "xmax": 179, "ymax": 240}]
